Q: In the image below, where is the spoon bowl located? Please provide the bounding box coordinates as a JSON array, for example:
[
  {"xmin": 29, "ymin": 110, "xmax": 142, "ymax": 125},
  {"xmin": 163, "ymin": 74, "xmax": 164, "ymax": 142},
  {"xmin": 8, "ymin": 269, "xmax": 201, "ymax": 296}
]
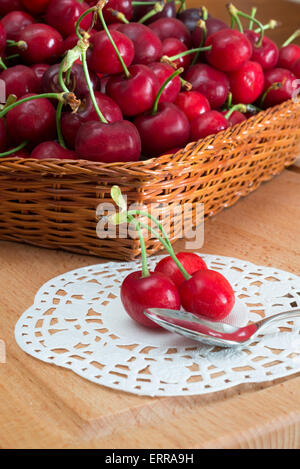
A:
[{"xmin": 144, "ymin": 308, "xmax": 300, "ymax": 347}]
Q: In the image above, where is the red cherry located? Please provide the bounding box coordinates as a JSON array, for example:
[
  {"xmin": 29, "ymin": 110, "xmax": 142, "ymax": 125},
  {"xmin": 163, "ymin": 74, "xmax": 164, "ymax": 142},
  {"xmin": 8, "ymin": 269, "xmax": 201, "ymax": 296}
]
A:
[
  {"xmin": 106, "ymin": 64, "xmax": 159, "ymax": 116},
  {"xmin": 148, "ymin": 17, "xmax": 192, "ymax": 47},
  {"xmin": 1, "ymin": 10, "xmax": 35, "ymax": 42},
  {"xmin": 6, "ymin": 94, "xmax": 57, "ymax": 144},
  {"xmin": 221, "ymin": 110, "xmax": 246, "ymax": 126},
  {"xmin": 0, "ymin": 118, "xmax": 7, "ymax": 153},
  {"xmin": 158, "ymin": 147, "xmax": 181, "ymax": 157},
  {"xmin": 179, "ymin": 269, "xmax": 235, "ymax": 320},
  {"xmin": 161, "ymin": 37, "xmax": 191, "ymax": 70},
  {"xmin": 31, "ymin": 63, "xmax": 51, "ymax": 92},
  {"xmin": 205, "ymin": 29, "xmax": 252, "ymax": 72},
  {"xmin": 291, "ymin": 58, "xmax": 300, "ymax": 78},
  {"xmin": 190, "ymin": 110, "xmax": 228, "ymax": 141},
  {"xmin": 228, "ymin": 60, "xmax": 264, "ymax": 104},
  {"xmin": 134, "ymin": 102, "xmax": 190, "ymax": 157},
  {"xmin": 31, "ymin": 141, "xmax": 77, "ymax": 159},
  {"xmin": 45, "ymin": 0, "xmax": 92, "ymax": 38},
  {"xmin": 0, "ymin": 65, "xmax": 39, "ymax": 98},
  {"xmin": 88, "ymin": 30, "xmax": 135, "ymax": 75},
  {"xmin": 132, "ymin": 0, "xmax": 176, "ymax": 24},
  {"xmin": 244, "ymin": 30, "xmax": 279, "ymax": 71},
  {"xmin": 20, "ymin": 0, "xmax": 51, "ymax": 14},
  {"xmin": 0, "ymin": 0, "xmax": 25, "ymax": 16},
  {"xmin": 75, "ymin": 120, "xmax": 141, "ymax": 162},
  {"xmin": 115, "ymin": 23, "xmax": 162, "ymax": 65},
  {"xmin": 278, "ymin": 44, "xmax": 300, "ymax": 70},
  {"xmin": 174, "ymin": 91, "xmax": 210, "ymax": 122},
  {"xmin": 148, "ymin": 62, "xmax": 181, "ymax": 103},
  {"xmin": 61, "ymin": 91, "xmax": 123, "ymax": 148},
  {"xmin": 262, "ymin": 68, "xmax": 297, "ymax": 108},
  {"xmin": 184, "ymin": 63, "xmax": 230, "ymax": 109},
  {"xmin": 121, "ymin": 271, "xmax": 181, "ymax": 328},
  {"xmin": 0, "ymin": 21, "xmax": 6, "ymax": 56},
  {"xmin": 17, "ymin": 24, "xmax": 63, "ymax": 64},
  {"xmin": 155, "ymin": 252, "xmax": 207, "ymax": 287},
  {"xmin": 102, "ymin": 0, "xmax": 133, "ymax": 25},
  {"xmin": 192, "ymin": 16, "xmax": 229, "ymax": 47}
]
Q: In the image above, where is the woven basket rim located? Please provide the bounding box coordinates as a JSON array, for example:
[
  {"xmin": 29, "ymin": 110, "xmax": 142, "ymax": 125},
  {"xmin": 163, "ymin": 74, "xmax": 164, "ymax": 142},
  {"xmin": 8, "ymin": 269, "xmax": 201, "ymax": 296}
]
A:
[{"xmin": 0, "ymin": 98, "xmax": 299, "ymax": 176}]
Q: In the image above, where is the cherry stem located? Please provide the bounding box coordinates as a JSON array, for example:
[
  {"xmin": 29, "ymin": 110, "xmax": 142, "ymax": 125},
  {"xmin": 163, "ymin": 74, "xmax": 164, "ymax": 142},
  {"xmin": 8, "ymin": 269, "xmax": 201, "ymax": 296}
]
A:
[
  {"xmin": 255, "ymin": 20, "xmax": 279, "ymax": 33},
  {"xmin": 81, "ymin": 50, "xmax": 108, "ymax": 123},
  {"xmin": 58, "ymin": 59, "xmax": 70, "ymax": 94},
  {"xmin": 248, "ymin": 6, "xmax": 257, "ymax": 30},
  {"xmin": 56, "ymin": 101, "xmax": 67, "ymax": 149},
  {"xmin": 138, "ymin": 1, "xmax": 165, "ymax": 24},
  {"xmin": 164, "ymin": 45, "xmax": 212, "ymax": 63},
  {"xmin": 127, "ymin": 214, "xmax": 150, "ymax": 278},
  {"xmin": 108, "ymin": 9, "xmax": 129, "ymax": 23},
  {"xmin": 75, "ymin": 7, "xmax": 96, "ymax": 39},
  {"xmin": 6, "ymin": 39, "xmax": 27, "ymax": 51},
  {"xmin": 177, "ymin": 0, "xmax": 186, "ymax": 14},
  {"xmin": 202, "ymin": 6, "xmax": 209, "ymax": 21},
  {"xmin": 152, "ymin": 67, "xmax": 184, "ymax": 115},
  {"xmin": 191, "ymin": 21, "xmax": 208, "ymax": 66},
  {"xmin": 132, "ymin": 1, "xmax": 157, "ymax": 4},
  {"xmin": 0, "ymin": 93, "xmax": 66, "ymax": 118},
  {"xmin": 229, "ymin": 4, "xmax": 265, "ymax": 47},
  {"xmin": 0, "ymin": 140, "xmax": 28, "ymax": 158},
  {"xmin": 282, "ymin": 29, "xmax": 300, "ymax": 47},
  {"xmin": 227, "ymin": 4, "xmax": 243, "ymax": 33},
  {"xmin": 260, "ymin": 82, "xmax": 282, "ymax": 107},
  {"xmin": 98, "ymin": 8, "xmax": 131, "ymax": 79},
  {"xmin": 0, "ymin": 57, "xmax": 7, "ymax": 70},
  {"xmin": 224, "ymin": 104, "xmax": 247, "ymax": 119}
]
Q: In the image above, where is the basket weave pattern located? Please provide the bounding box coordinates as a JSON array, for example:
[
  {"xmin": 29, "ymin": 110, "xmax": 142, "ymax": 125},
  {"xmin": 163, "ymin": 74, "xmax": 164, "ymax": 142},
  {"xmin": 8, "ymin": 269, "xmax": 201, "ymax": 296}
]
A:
[{"xmin": 1, "ymin": 99, "xmax": 300, "ymax": 260}]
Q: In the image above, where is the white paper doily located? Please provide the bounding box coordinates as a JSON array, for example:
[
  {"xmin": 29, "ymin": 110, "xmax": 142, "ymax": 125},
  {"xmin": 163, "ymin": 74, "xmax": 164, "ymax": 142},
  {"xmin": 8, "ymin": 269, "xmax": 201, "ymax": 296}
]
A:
[{"xmin": 15, "ymin": 254, "xmax": 300, "ymax": 396}]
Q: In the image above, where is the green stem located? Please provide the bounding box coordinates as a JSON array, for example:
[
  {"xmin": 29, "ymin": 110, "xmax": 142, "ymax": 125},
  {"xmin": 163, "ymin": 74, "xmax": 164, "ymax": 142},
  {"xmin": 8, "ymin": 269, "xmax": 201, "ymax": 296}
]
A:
[
  {"xmin": 0, "ymin": 57, "xmax": 7, "ymax": 70},
  {"xmin": 0, "ymin": 140, "xmax": 28, "ymax": 157},
  {"xmin": 127, "ymin": 215, "xmax": 150, "ymax": 278},
  {"xmin": 248, "ymin": 6, "xmax": 257, "ymax": 30},
  {"xmin": 81, "ymin": 51, "xmax": 108, "ymax": 123},
  {"xmin": 152, "ymin": 67, "xmax": 184, "ymax": 115},
  {"xmin": 177, "ymin": 0, "xmax": 186, "ymax": 14},
  {"xmin": 98, "ymin": 9, "xmax": 131, "ymax": 79},
  {"xmin": 165, "ymin": 45, "xmax": 212, "ymax": 62},
  {"xmin": 75, "ymin": 7, "xmax": 96, "ymax": 39},
  {"xmin": 58, "ymin": 59, "xmax": 70, "ymax": 94},
  {"xmin": 0, "ymin": 93, "xmax": 63, "ymax": 118},
  {"xmin": 4, "ymin": 54, "xmax": 20, "ymax": 61},
  {"xmin": 108, "ymin": 9, "xmax": 130, "ymax": 23},
  {"xmin": 56, "ymin": 101, "xmax": 67, "ymax": 149},
  {"xmin": 225, "ymin": 104, "xmax": 247, "ymax": 119},
  {"xmin": 255, "ymin": 20, "xmax": 279, "ymax": 33},
  {"xmin": 282, "ymin": 29, "xmax": 300, "ymax": 47},
  {"xmin": 227, "ymin": 4, "xmax": 243, "ymax": 33},
  {"xmin": 229, "ymin": 4, "xmax": 265, "ymax": 47},
  {"xmin": 260, "ymin": 82, "xmax": 282, "ymax": 107},
  {"xmin": 138, "ymin": 2, "xmax": 164, "ymax": 24},
  {"xmin": 132, "ymin": 0, "xmax": 157, "ymax": 4}
]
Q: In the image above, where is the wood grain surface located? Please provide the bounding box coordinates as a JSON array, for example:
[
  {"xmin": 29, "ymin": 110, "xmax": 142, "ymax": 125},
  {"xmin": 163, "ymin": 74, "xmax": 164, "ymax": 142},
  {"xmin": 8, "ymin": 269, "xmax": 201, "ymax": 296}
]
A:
[{"xmin": 0, "ymin": 0, "xmax": 300, "ymax": 450}]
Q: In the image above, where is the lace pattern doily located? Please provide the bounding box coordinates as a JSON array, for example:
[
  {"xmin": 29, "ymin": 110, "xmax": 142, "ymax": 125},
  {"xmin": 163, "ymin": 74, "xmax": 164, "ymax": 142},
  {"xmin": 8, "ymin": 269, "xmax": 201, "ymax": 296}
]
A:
[{"xmin": 15, "ymin": 254, "xmax": 300, "ymax": 396}]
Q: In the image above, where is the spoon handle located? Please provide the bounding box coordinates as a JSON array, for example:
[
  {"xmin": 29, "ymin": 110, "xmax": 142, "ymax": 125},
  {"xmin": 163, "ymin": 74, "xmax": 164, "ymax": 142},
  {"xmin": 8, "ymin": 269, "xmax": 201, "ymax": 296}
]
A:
[{"xmin": 256, "ymin": 308, "xmax": 300, "ymax": 333}]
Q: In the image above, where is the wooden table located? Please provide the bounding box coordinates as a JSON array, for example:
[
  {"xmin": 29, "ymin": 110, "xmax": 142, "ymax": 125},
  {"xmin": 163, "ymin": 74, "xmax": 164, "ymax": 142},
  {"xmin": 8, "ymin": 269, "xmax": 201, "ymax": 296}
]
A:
[
  {"xmin": 1, "ymin": 163, "xmax": 299, "ymax": 449},
  {"xmin": 1, "ymin": 0, "xmax": 300, "ymax": 452}
]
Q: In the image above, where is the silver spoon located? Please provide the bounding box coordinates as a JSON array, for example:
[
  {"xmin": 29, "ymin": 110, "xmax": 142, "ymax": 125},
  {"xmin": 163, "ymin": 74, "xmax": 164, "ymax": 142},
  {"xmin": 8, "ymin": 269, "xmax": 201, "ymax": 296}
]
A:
[{"xmin": 144, "ymin": 308, "xmax": 300, "ymax": 348}]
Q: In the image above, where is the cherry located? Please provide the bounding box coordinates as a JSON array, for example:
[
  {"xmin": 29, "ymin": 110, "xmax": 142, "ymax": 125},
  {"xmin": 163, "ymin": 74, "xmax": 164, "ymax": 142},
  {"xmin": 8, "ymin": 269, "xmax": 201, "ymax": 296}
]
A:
[
  {"xmin": 158, "ymin": 147, "xmax": 181, "ymax": 157},
  {"xmin": 221, "ymin": 110, "xmax": 246, "ymax": 126},
  {"xmin": 228, "ymin": 60, "xmax": 264, "ymax": 104},
  {"xmin": 0, "ymin": 21, "xmax": 6, "ymax": 56},
  {"xmin": 205, "ymin": 29, "xmax": 252, "ymax": 72},
  {"xmin": 31, "ymin": 141, "xmax": 77, "ymax": 159},
  {"xmin": 0, "ymin": 65, "xmax": 40, "ymax": 98},
  {"xmin": 45, "ymin": 0, "xmax": 93, "ymax": 38},
  {"xmin": 184, "ymin": 63, "xmax": 230, "ymax": 109},
  {"xmin": 106, "ymin": 64, "xmax": 159, "ymax": 116},
  {"xmin": 121, "ymin": 271, "xmax": 181, "ymax": 328},
  {"xmin": 244, "ymin": 30, "xmax": 279, "ymax": 71},
  {"xmin": 17, "ymin": 24, "xmax": 63, "ymax": 64},
  {"xmin": 262, "ymin": 68, "xmax": 297, "ymax": 108},
  {"xmin": 88, "ymin": 30, "xmax": 135, "ymax": 74},
  {"xmin": 174, "ymin": 90, "xmax": 210, "ymax": 122},
  {"xmin": 148, "ymin": 62, "xmax": 181, "ymax": 103},
  {"xmin": 148, "ymin": 17, "xmax": 192, "ymax": 47},
  {"xmin": 134, "ymin": 102, "xmax": 190, "ymax": 157},
  {"xmin": 192, "ymin": 17, "xmax": 229, "ymax": 47},
  {"xmin": 75, "ymin": 120, "xmax": 141, "ymax": 162},
  {"xmin": 161, "ymin": 37, "xmax": 191, "ymax": 70},
  {"xmin": 155, "ymin": 252, "xmax": 207, "ymax": 287},
  {"xmin": 1, "ymin": 10, "xmax": 35, "ymax": 42},
  {"xmin": 0, "ymin": 0, "xmax": 25, "ymax": 16},
  {"xmin": 0, "ymin": 118, "xmax": 7, "ymax": 153},
  {"xmin": 61, "ymin": 91, "xmax": 123, "ymax": 148},
  {"xmin": 102, "ymin": 0, "xmax": 133, "ymax": 24},
  {"xmin": 190, "ymin": 110, "xmax": 228, "ymax": 141},
  {"xmin": 278, "ymin": 44, "xmax": 300, "ymax": 70},
  {"xmin": 116, "ymin": 23, "xmax": 162, "ymax": 65},
  {"xmin": 132, "ymin": 0, "xmax": 176, "ymax": 24},
  {"xmin": 291, "ymin": 58, "xmax": 300, "ymax": 78},
  {"xmin": 179, "ymin": 269, "xmax": 235, "ymax": 320},
  {"xmin": 6, "ymin": 94, "xmax": 57, "ymax": 144},
  {"xmin": 31, "ymin": 63, "xmax": 51, "ymax": 92},
  {"xmin": 20, "ymin": 0, "xmax": 51, "ymax": 14},
  {"xmin": 177, "ymin": 8, "xmax": 207, "ymax": 32}
]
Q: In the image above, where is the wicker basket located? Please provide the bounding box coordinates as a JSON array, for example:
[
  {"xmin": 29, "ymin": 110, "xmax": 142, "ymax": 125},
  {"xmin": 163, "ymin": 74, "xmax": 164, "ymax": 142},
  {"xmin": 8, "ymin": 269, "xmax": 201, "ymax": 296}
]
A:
[{"xmin": 1, "ymin": 98, "xmax": 300, "ymax": 261}]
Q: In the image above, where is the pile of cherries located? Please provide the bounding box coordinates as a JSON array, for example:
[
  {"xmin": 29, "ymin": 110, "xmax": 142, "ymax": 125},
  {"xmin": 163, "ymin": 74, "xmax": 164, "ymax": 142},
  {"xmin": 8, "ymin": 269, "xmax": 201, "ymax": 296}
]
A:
[{"xmin": 0, "ymin": 0, "xmax": 299, "ymax": 161}]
